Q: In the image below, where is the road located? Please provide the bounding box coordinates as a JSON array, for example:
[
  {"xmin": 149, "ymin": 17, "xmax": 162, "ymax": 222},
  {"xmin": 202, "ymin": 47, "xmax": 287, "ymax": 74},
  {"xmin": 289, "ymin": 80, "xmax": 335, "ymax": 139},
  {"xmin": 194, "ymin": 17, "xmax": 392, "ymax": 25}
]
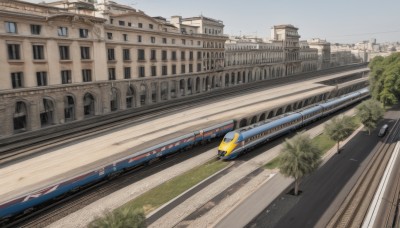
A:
[{"xmin": 247, "ymin": 107, "xmax": 400, "ymax": 228}]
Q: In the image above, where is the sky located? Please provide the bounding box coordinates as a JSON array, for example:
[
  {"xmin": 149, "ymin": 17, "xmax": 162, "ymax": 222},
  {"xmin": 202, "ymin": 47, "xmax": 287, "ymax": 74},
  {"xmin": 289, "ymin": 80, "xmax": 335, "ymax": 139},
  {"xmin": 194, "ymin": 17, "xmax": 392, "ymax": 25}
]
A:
[{"xmin": 27, "ymin": 0, "xmax": 400, "ymax": 43}]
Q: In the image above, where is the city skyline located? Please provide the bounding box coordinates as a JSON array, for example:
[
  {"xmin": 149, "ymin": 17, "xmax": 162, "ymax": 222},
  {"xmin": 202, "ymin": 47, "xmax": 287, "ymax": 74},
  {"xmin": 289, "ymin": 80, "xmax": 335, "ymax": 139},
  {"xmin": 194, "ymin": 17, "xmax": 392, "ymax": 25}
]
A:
[{"xmin": 26, "ymin": 0, "xmax": 400, "ymax": 43}]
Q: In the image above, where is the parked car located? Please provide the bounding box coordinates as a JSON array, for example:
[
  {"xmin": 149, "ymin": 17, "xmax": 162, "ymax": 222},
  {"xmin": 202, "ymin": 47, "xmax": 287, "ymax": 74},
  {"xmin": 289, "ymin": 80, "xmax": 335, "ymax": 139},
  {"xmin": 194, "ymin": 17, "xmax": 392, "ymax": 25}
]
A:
[{"xmin": 378, "ymin": 124, "xmax": 389, "ymax": 137}]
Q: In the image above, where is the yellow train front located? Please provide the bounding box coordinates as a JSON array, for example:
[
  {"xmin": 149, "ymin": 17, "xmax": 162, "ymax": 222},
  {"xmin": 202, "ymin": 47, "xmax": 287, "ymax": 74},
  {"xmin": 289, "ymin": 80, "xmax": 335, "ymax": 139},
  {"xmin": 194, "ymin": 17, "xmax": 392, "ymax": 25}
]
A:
[{"xmin": 218, "ymin": 131, "xmax": 242, "ymax": 160}]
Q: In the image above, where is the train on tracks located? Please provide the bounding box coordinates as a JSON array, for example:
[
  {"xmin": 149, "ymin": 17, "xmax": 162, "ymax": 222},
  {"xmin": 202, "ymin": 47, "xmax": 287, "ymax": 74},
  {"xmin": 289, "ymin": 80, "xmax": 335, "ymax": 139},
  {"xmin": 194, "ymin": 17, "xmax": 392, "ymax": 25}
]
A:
[
  {"xmin": 218, "ymin": 88, "xmax": 369, "ymax": 160},
  {"xmin": 0, "ymin": 87, "xmax": 368, "ymax": 223},
  {"xmin": 0, "ymin": 121, "xmax": 234, "ymax": 223}
]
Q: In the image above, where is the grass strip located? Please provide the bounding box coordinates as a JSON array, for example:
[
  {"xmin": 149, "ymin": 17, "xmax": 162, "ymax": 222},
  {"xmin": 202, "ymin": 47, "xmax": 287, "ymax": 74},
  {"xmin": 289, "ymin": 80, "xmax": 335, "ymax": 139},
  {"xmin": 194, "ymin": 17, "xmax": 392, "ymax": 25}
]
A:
[{"xmin": 119, "ymin": 159, "xmax": 228, "ymax": 215}]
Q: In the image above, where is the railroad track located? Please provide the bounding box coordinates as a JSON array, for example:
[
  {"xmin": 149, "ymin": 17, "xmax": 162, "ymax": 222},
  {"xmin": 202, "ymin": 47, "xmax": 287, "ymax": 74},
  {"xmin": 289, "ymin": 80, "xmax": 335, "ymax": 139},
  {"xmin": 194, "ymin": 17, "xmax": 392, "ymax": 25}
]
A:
[
  {"xmin": 327, "ymin": 118, "xmax": 400, "ymax": 228},
  {"xmin": 0, "ymin": 64, "xmax": 368, "ymax": 164}
]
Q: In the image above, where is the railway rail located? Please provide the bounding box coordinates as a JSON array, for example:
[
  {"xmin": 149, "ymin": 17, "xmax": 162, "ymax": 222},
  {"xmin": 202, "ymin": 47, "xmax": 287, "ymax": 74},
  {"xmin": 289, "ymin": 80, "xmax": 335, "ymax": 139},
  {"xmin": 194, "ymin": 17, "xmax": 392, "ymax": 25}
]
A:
[
  {"xmin": 0, "ymin": 64, "xmax": 368, "ymax": 164},
  {"xmin": 327, "ymin": 118, "xmax": 400, "ymax": 228}
]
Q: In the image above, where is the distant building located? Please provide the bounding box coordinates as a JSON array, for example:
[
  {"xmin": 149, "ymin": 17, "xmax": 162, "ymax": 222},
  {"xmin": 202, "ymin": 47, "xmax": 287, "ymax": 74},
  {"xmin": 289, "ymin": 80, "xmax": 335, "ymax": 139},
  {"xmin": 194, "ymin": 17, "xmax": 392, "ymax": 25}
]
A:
[{"xmin": 308, "ymin": 38, "xmax": 331, "ymax": 70}]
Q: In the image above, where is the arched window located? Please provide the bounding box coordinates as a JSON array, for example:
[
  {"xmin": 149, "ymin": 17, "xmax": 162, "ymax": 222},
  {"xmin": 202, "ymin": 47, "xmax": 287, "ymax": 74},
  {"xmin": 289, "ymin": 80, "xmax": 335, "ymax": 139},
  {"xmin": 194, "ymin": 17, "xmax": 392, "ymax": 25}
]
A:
[
  {"xmin": 14, "ymin": 101, "xmax": 27, "ymax": 132},
  {"xmin": 64, "ymin": 95, "xmax": 75, "ymax": 122},
  {"xmin": 84, "ymin": 93, "xmax": 95, "ymax": 117}
]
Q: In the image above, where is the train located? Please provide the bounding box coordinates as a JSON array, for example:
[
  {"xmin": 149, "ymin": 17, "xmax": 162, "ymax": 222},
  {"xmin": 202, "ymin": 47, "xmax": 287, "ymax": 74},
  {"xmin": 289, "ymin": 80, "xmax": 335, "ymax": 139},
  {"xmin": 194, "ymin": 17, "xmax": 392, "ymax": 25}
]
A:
[
  {"xmin": 218, "ymin": 88, "xmax": 369, "ymax": 160},
  {"xmin": 0, "ymin": 120, "xmax": 234, "ymax": 223},
  {"xmin": 0, "ymin": 87, "xmax": 369, "ymax": 223}
]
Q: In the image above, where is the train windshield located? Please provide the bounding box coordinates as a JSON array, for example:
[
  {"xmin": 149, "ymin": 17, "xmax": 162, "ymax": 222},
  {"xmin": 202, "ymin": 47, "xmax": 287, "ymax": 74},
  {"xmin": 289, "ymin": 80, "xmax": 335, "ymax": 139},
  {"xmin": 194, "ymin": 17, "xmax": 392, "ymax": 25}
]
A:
[{"xmin": 223, "ymin": 132, "xmax": 235, "ymax": 143}]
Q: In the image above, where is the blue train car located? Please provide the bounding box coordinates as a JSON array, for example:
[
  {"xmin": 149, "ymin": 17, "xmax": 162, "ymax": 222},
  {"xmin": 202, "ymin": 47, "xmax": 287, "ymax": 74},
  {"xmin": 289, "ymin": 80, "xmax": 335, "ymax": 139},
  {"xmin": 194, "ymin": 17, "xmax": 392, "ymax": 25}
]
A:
[{"xmin": 0, "ymin": 120, "xmax": 235, "ymax": 222}]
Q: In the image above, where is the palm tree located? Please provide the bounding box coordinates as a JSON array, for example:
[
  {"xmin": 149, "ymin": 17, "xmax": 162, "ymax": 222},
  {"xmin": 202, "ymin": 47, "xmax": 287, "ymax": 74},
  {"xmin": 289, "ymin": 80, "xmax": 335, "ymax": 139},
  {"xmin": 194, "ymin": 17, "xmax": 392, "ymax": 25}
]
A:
[
  {"xmin": 325, "ymin": 115, "xmax": 357, "ymax": 153},
  {"xmin": 89, "ymin": 207, "xmax": 147, "ymax": 228},
  {"xmin": 279, "ymin": 132, "xmax": 322, "ymax": 196}
]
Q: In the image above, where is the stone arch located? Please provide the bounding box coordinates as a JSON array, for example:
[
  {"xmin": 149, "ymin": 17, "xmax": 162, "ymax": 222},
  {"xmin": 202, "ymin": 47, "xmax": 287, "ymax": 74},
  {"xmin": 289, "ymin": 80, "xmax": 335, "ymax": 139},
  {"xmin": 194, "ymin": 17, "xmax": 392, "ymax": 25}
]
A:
[
  {"xmin": 187, "ymin": 78, "xmax": 193, "ymax": 95},
  {"xmin": 237, "ymin": 72, "xmax": 241, "ymax": 84},
  {"xmin": 151, "ymin": 82, "xmax": 158, "ymax": 102},
  {"xmin": 225, "ymin": 73, "xmax": 229, "ymax": 87},
  {"xmin": 250, "ymin": 116, "xmax": 257, "ymax": 124},
  {"xmin": 231, "ymin": 72, "xmax": 235, "ymax": 85},
  {"xmin": 284, "ymin": 105, "xmax": 292, "ymax": 113},
  {"xmin": 140, "ymin": 84, "xmax": 148, "ymax": 105},
  {"xmin": 64, "ymin": 95, "xmax": 75, "ymax": 122},
  {"xmin": 259, "ymin": 113, "xmax": 266, "ymax": 122},
  {"xmin": 161, "ymin": 81, "xmax": 169, "ymax": 100},
  {"xmin": 239, "ymin": 118, "xmax": 247, "ymax": 128},
  {"xmin": 196, "ymin": 77, "xmax": 201, "ymax": 93},
  {"xmin": 83, "ymin": 92, "xmax": 96, "ymax": 118},
  {"xmin": 170, "ymin": 80, "xmax": 177, "ymax": 98},
  {"xmin": 13, "ymin": 100, "xmax": 29, "ymax": 133},
  {"xmin": 126, "ymin": 85, "xmax": 136, "ymax": 108},
  {"xmin": 276, "ymin": 107, "xmax": 283, "ymax": 116},
  {"xmin": 267, "ymin": 111, "xmax": 274, "ymax": 119},
  {"xmin": 242, "ymin": 71, "xmax": 246, "ymax": 83},
  {"xmin": 206, "ymin": 76, "xmax": 211, "ymax": 90},
  {"xmin": 110, "ymin": 87, "xmax": 120, "ymax": 112},
  {"xmin": 211, "ymin": 76, "xmax": 216, "ymax": 89},
  {"xmin": 40, "ymin": 97, "xmax": 55, "ymax": 127}
]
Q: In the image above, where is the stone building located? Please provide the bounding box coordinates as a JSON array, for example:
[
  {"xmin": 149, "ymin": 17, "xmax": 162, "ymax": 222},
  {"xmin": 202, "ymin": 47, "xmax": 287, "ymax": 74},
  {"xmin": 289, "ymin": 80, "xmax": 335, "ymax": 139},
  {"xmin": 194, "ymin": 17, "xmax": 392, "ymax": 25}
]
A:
[
  {"xmin": 299, "ymin": 41, "xmax": 318, "ymax": 72},
  {"xmin": 308, "ymin": 38, "xmax": 331, "ymax": 70}
]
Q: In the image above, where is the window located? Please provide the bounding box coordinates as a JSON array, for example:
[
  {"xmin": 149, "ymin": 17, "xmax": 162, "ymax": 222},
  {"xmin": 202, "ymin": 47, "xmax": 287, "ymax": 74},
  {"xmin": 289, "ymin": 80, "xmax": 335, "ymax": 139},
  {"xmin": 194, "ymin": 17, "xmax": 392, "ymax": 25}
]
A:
[
  {"xmin": 123, "ymin": 49, "xmax": 130, "ymax": 61},
  {"xmin": 138, "ymin": 66, "xmax": 145, "ymax": 77},
  {"xmin": 189, "ymin": 64, "xmax": 193, "ymax": 73},
  {"xmin": 189, "ymin": 51, "xmax": 193, "ymax": 60},
  {"xmin": 119, "ymin": 21, "xmax": 125, "ymax": 26},
  {"xmin": 172, "ymin": 39, "xmax": 175, "ymax": 44},
  {"xmin": 181, "ymin": 51, "xmax": 185, "ymax": 60},
  {"xmin": 61, "ymin": 70, "xmax": 71, "ymax": 84},
  {"xmin": 110, "ymin": 19, "xmax": 114, "ymax": 24},
  {"xmin": 59, "ymin": 46, "xmax": 70, "ymax": 60},
  {"xmin": 162, "ymin": 65, "xmax": 167, "ymax": 75},
  {"xmin": 150, "ymin": 50, "xmax": 156, "ymax": 60},
  {"xmin": 138, "ymin": 49, "xmax": 145, "ymax": 61},
  {"xmin": 162, "ymin": 38, "xmax": 167, "ymax": 44},
  {"xmin": 124, "ymin": 67, "xmax": 131, "ymax": 79},
  {"xmin": 172, "ymin": 51, "xmax": 177, "ymax": 60},
  {"xmin": 149, "ymin": 24, "xmax": 153, "ymax": 29},
  {"xmin": 107, "ymin": 32, "xmax": 113, "ymax": 40},
  {"xmin": 36, "ymin": 72, "xmax": 47, "ymax": 86},
  {"xmin": 11, "ymin": 72, "xmax": 23, "ymax": 88},
  {"xmin": 181, "ymin": 64, "xmax": 186, "ymax": 73},
  {"xmin": 123, "ymin": 34, "xmax": 128, "ymax": 41},
  {"xmin": 107, "ymin": 48, "xmax": 115, "ymax": 61},
  {"xmin": 81, "ymin": 47, "xmax": 90, "ymax": 59},
  {"xmin": 79, "ymin": 28, "xmax": 88, "ymax": 38},
  {"xmin": 32, "ymin": 45, "xmax": 44, "ymax": 60},
  {"xmin": 128, "ymin": 22, "xmax": 132, "ymax": 27},
  {"xmin": 30, "ymin": 24, "xmax": 41, "ymax": 35},
  {"xmin": 191, "ymin": 40, "xmax": 194, "ymax": 45},
  {"xmin": 5, "ymin": 22, "xmax": 17, "ymax": 33},
  {"xmin": 197, "ymin": 63, "xmax": 201, "ymax": 72},
  {"xmin": 8, "ymin": 44, "xmax": 20, "ymax": 60},
  {"xmin": 151, "ymin": 66, "xmax": 157, "ymax": 76},
  {"xmin": 172, "ymin": 65, "xmax": 176, "ymax": 74},
  {"xmin": 197, "ymin": 41, "xmax": 201, "ymax": 46},
  {"xmin": 181, "ymin": 39, "xmax": 186, "ymax": 45},
  {"xmin": 197, "ymin": 51, "xmax": 202, "ymax": 60},
  {"xmin": 58, "ymin": 27, "xmax": 68, "ymax": 36},
  {"xmin": 162, "ymin": 50, "xmax": 167, "ymax": 60},
  {"xmin": 138, "ymin": 23, "xmax": 143, "ymax": 28},
  {"xmin": 108, "ymin": 68, "xmax": 116, "ymax": 80},
  {"xmin": 151, "ymin": 37, "xmax": 156, "ymax": 43},
  {"xmin": 137, "ymin": 35, "xmax": 142, "ymax": 42},
  {"xmin": 82, "ymin": 69, "xmax": 92, "ymax": 82}
]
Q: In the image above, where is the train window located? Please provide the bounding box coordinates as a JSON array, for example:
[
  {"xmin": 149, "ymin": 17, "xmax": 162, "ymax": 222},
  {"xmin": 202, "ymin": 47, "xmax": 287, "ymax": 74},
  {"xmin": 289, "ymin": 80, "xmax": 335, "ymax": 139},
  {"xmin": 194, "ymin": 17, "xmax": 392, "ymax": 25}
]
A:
[{"xmin": 223, "ymin": 137, "xmax": 233, "ymax": 143}]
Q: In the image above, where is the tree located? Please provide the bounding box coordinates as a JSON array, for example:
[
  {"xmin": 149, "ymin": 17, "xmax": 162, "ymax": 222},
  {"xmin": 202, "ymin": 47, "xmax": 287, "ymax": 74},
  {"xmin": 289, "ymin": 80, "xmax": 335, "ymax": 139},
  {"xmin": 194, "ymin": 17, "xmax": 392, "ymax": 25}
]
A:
[
  {"xmin": 356, "ymin": 100, "xmax": 385, "ymax": 135},
  {"xmin": 368, "ymin": 53, "xmax": 400, "ymax": 105},
  {"xmin": 89, "ymin": 207, "xmax": 147, "ymax": 228},
  {"xmin": 324, "ymin": 115, "xmax": 357, "ymax": 154},
  {"xmin": 279, "ymin": 132, "xmax": 322, "ymax": 196}
]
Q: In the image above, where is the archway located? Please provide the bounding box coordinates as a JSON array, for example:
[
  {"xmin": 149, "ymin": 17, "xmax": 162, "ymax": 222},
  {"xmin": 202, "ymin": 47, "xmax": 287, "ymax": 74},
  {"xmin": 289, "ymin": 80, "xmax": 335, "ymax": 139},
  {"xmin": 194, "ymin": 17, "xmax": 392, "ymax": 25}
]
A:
[
  {"xmin": 161, "ymin": 82, "xmax": 168, "ymax": 100},
  {"xmin": 140, "ymin": 84, "xmax": 147, "ymax": 105},
  {"xmin": 179, "ymin": 79, "xmax": 185, "ymax": 96},
  {"xmin": 196, "ymin": 77, "xmax": 201, "ymax": 93},
  {"xmin": 187, "ymin": 78, "xmax": 193, "ymax": 95},
  {"xmin": 151, "ymin": 82, "xmax": 157, "ymax": 102},
  {"xmin": 13, "ymin": 101, "xmax": 27, "ymax": 132},
  {"xmin": 250, "ymin": 116, "xmax": 257, "ymax": 124},
  {"xmin": 126, "ymin": 86, "xmax": 135, "ymax": 108},
  {"xmin": 84, "ymin": 93, "xmax": 95, "ymax": 118},
  {"xmin": 259, "ymin": 113, "xmax": 266, "ymax": 122},
  {"xmin": 40, "ymin": 98, "xmax": 54, "ymax": 127},
  {"xmin": 110, "ymin": 88, "xmax": 119, "ymax": 111},
  {"xmin": 64, "ymin": 95, "xmax": 75, "ymax": 122},
  {"xmin": 276, "ymin": 107, "xmax": 283, "ymax": 116},
  {"xmin": 239, "ymin": 119, "xmax": 247, "ymax": 128}
]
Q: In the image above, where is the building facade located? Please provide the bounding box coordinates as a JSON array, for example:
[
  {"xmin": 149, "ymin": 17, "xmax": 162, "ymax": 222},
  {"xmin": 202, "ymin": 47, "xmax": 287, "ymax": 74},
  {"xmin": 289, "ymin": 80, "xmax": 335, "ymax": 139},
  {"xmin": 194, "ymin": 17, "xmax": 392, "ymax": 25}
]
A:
[{"xmin": 0, "ymin": 0, "xmax": 332, "ymax": 137}]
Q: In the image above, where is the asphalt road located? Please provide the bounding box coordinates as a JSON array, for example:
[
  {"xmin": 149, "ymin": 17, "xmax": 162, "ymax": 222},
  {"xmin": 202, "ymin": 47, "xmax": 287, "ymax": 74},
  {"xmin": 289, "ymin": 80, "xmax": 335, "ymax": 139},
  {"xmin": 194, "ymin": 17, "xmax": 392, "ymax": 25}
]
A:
[{"xmin": 247, "ymin": 108, "xmax": 399, "ymax": 228}]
